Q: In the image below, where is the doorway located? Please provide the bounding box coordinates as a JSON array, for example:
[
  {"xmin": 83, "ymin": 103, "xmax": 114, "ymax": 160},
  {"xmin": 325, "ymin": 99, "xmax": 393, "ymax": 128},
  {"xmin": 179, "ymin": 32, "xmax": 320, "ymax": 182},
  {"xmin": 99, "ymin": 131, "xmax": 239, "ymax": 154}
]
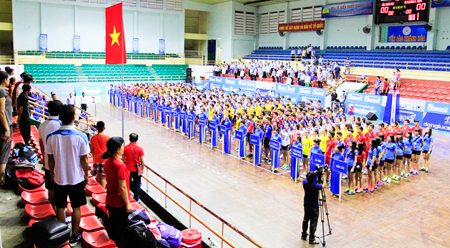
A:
[{"xmin": 207, "ymin": 40, "xmax": 216, "ymax": 65}]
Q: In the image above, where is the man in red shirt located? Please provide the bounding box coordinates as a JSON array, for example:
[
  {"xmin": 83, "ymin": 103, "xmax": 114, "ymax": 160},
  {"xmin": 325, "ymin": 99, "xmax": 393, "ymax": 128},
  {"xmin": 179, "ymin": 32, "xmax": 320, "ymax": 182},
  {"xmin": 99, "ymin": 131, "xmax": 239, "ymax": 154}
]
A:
[
  {"xmin": 344, "ymin": 129, "xmax": 355, "ymax": 148},
  {"xmin": 375, "ymin": 123, "xmax": 385, "ymax": 137},
  {"xmin": 399, "ymin": 120, "xmax": 411, "ymax": 136},
  {"xmin": 122, "ymin": 133, "xmax": 145, "ymax": 201},
  {"xmin": 325, "ymin": 131, "xmax": 337, "ymax": 166},
  {"xmin": 412, "ymin": 119, "xmax": 423, "ymax": 135},
  {"xmin": 364, "ymin": 124, "xmax": 376, "ymax": 152}
]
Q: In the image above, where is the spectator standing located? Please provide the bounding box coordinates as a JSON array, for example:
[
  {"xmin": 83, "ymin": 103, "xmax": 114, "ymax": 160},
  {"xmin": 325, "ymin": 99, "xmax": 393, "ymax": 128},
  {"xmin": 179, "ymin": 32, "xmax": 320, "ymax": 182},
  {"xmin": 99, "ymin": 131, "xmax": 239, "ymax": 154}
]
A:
[
  {"xmin": 52, "ymin": 93, "xmax": 57, "ymax": 101},
  {"xmin": 80, "ymin": 92, "xmax": 88, "ymax": 111},
  {"xmin": 331, "ymin": 90, "xmax": 338, "ymax": 111},
  {"xmin": 375, "ymin": 76, "xmax": 382, "ymax": 95},
  {"xmin": 38, "ymin": 100, "xmax": 63, "ymax": 204},
  {"xmin": 123, "ymin": 133, "xmax": 145, "ymax": 201},
  {"xmin": 297, "ymin": 47, "xmax": 302, "ymax": 61},
  {"xmin": 17, "ymin": 84, "xmax": 32, "ymax": 145},
  {"xmin": 67, "ymin": 93, "xmax": 76, "ymax": 107},
  {"xmin": 334, "ymin": 63, "xmax": 341, "ymax": 79},
  {"xmin": 382, "ymin": 78, "xmax": 390, "ymax": 95},
  {"xmin": 345, "ymin": 57, "xmax": 351, "ymax": 75},
  {"xmin": 90, "ymin": 121, "xmax": 110, "ymax": 189},
  {"xmin": 291, "ymin": 48, "xmax": 297, "ymax": 61},
  {"xmin": 47, "ymin": 105, "xmax": 90, "ymax": 245},
  {"xmin": 103, "ymin": 137, "xmax": 132, "ymax": 247},
  {"xmin": 0, "ymin": 71, "xmax": 12, "ymax": 185}
]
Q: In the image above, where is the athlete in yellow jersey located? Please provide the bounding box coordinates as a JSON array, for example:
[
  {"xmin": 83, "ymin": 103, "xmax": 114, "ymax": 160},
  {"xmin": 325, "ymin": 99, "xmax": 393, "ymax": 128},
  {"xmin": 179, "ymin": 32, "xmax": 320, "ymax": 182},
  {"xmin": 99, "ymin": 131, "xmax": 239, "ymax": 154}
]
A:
[{"xmin": 319, "ymin": 130, "xmax": 329, "ymax": 152}]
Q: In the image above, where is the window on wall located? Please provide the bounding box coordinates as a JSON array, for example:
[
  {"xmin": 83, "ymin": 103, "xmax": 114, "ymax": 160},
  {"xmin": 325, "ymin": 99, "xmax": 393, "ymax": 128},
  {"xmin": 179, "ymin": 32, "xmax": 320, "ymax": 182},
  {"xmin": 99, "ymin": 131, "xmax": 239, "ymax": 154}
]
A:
[
  {"xmin": 112, "ymin": 0, "xmax": 136, "ymax": 7},
  {"xmin": 167, "ymin": 0, "xmax": 182, "ymax": 12},
  {"xmin": 80, "ymin": 0, "xmax": 108, "ymax": 3},
  {"xmin": 260, "ymin": 13, "xmax": 269, "ymax": 34},
  {"xmin": 278, "ymin": 11, "xmax": 285, "ymax": 24},
  {"xmin": 302, "ymin": 7, "xmax": 313, "ymax": 22},
  {"xmin": 314, "ymin": 6, "xmax": 322, "ymax": 20},
  {"xmin": 291, "ymin": 8, "xmax": 302, "ymax": 23},
  {"xmin": 140, "ymin": 0, "xmax": 163, "ymax": 9},
  {"xmin": 269, "ymin": 12, "xmax": 278, "ymax": 33},
  {"xmin": 246, "ymin": 12, "xmax": 255, "ymax": 35},
  {"xmin": 235, "ymin": 11, "xmax": 245, "ymax": 35}
]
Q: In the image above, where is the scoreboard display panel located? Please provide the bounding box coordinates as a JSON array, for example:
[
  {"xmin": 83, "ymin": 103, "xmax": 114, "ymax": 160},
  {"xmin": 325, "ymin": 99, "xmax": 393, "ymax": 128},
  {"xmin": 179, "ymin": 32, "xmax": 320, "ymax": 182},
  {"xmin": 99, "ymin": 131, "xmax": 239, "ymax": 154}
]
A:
[{"xmin": 375, "ymin": 0, "xmax": 430, "ymax": 24}]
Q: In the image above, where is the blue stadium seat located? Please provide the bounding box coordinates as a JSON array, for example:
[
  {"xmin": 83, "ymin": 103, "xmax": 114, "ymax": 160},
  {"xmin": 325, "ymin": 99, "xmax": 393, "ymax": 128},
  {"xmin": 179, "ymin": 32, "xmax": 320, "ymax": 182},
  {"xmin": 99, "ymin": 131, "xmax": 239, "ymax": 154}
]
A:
[
  {"xmin": 412, "ymin": 46, "xmax": 417, "ymax": 50},
  {"xmin": 401, "ymin": 46, "xmax": 406, "ymax": 50},
  {"xmin": 375, "ymin": 46, "xmax": 380, "ymax": 50},
  {"xmin": 406, "ymin": 46, "xmax": 411, "ymax": 50},
  {"xmin": 447, "ymin": 46, "xmax": 450, "ymax": 50},
  {"xmin": 380, "ymin": 46, "xmax": 385, "ymax": 50},
  {"xmin": 418, "ymin": 46, "xmax": 423, "ymax": 50}
]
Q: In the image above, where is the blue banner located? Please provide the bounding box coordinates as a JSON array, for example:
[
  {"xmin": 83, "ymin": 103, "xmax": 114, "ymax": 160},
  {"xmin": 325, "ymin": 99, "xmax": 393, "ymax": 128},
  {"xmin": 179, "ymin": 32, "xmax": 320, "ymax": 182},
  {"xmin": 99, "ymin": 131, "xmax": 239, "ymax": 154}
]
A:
[
  {"xmin": 432, "ymin": 0, "xmax": 450, "ymax": 8},
  {"xmin": 209, "ymin": 76, "xmax": 326, "ymax": 105},
  {"xmin": 322, "ymin": 0, "xmax": 373, "ymax": 18},
  {"xmin": 159, "ymin": 39, "xmax": 165, "ymax": 54},
  {"xmin": 76, "ymin": 85, "xmax": 108, "ymax": 96},
  {"xmin": 270, "ymin": 140, "xmax": 281, "ymax": 151},
  {"xmin": 235, "ymin": 130, "xmax": 244, "ymax": 140},
  {"xmin": 73, "ymin": 35, "xmax": 80, "ymax": 53},
  {"xmin": 291, "ymin": 146, "xmax": 303, "ymax": 159},
  {"xmin": 334, "ymin": 160, "xmax": 347, "ymax": 175},
  {"xmin": 249, "ymin": 134, "xmax": 260, "ymax": 145},
  {"xmin": 311, "ymin": 153, "xmax": 325, "ymax": 168},
  {"xmin": 133, "ymin": 38, "xmax": 139, "ymax": 54},
  {"xmin": 425, "ymin": 101, "xmax": 450, "ymax": 115},
  {"xmin": 346, "ymin": 92, "xmax": 387, "ymax": 118},
  {"xmin": 40, "ymin": 34, "xmax": 48, "ymax": 52},
  {"xmin": 423, "ymin": 112, "xmax": 450, "ymax": 132},
  {"xmin": 399, "ymin": 98, "xmax": 426, "ymax": 123},
  {"xmin": 386, "ymin": 25, "xmax": 427, "ymax": 43}
]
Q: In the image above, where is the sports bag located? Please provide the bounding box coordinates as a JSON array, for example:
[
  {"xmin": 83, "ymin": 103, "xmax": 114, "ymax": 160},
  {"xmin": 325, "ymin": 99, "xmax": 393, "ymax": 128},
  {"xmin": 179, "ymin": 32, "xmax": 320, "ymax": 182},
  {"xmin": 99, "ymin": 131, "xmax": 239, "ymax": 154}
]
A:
[
  {"xmin": 17, "ymin": 169, "xmax": 45, "ymax": 189},
  {"xmin": 26, "ymin": 218, "xmax": 71, "ymax": 248},
  {"xmin": 5, "ymin": 157, "xmax": 36, "ymax": 184},
  {"xmin": 156, "ymin": 223, "xmax": 182, "ymax": 248},
  {"xmin": 124, "ymin": 221, "xmax": 157, "ymax": 248},
  {"xmin": 13, "ymin": 143, "xmax": 38, "ymax": 163}
]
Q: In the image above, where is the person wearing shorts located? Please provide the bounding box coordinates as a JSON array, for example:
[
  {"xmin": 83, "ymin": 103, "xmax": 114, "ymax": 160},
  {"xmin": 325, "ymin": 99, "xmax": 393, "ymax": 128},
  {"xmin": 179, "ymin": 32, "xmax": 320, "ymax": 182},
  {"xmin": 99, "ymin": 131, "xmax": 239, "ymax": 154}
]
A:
[
  {"xmin": 411, "ymin": 129, "xmax": 423, "ymax": 175},
  {"xmin": 38, "ymin": 100, "xmax": 63, "ymax": 205},
  {"xmin": 90, "ymin": 121, "xmax": 110, "ymax": 189},
  {"xmin": 46, "ymin": 105, "xmax": 90, "ymax": 244},
  {"xmin": 263, "ymin": 122, "xmax": 273, "ymax": 162}
]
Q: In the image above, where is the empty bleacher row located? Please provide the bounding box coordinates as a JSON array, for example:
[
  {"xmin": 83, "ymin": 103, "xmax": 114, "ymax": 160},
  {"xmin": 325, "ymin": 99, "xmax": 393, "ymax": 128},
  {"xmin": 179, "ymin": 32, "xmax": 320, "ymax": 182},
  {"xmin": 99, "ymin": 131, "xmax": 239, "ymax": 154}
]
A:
[
  {"xmin": 17, "ymin": 50, "xmax": 180, "ymax": 60},
  {"xmin": 24, "ymin": 64, "xmax": 188, "ymax": 83}
]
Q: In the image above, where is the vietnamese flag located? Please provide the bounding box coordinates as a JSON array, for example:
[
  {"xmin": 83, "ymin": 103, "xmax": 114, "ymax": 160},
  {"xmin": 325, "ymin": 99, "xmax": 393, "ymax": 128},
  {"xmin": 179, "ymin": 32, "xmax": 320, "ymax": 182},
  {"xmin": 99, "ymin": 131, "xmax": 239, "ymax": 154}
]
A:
[{"xmin": 106, "ymin": 3, "xmax": 126, "ymax": 64}]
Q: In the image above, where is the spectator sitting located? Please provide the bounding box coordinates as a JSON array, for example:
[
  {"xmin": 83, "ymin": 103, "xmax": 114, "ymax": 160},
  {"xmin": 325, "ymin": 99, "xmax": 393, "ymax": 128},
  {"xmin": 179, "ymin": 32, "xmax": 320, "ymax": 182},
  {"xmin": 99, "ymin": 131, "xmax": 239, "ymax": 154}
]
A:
[{"xmin": 357, "ymin": 73, "xmax": 368, "ymax": 84}]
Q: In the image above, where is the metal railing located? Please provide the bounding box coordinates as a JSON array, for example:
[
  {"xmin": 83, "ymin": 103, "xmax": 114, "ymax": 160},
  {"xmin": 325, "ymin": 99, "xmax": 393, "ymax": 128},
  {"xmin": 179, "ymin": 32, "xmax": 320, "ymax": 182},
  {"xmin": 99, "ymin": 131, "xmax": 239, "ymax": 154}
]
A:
[
  {"xmin": 30, "ymin": 86, "xmax": 98, "ymax": 136},
  {"xmin": 142, "ymin": 164, "xmax": 263, "ymax": 248},
  {"xmin": 31, "ymin": 75, "xmax": 186, "ymax": 83},
  {"xmin": 235, "ymin": 53, "xmax": 450, "ymax": 71},
  {"xmin": 15, "ymin": 50, "xmax": 185, "ymax": 60}
]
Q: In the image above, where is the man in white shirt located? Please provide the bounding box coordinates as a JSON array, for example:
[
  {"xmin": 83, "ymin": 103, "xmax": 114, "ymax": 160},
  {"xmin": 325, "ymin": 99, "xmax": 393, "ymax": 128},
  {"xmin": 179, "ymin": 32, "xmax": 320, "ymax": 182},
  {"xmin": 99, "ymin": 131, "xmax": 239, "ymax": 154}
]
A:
[
  {"xmin": 47, "ymin": 104, "xmax": 90, "ymax": 244},
  {"xmin": 67, "ymin": 93, "xmax": 76, "ymax": 106},
  {"xmin": 80, "ymin": 92, "xmax": 88, "ymax": 111},
  {"xmin": 38, "ymin": 100, "xmax": 63, "ymax": 205}
]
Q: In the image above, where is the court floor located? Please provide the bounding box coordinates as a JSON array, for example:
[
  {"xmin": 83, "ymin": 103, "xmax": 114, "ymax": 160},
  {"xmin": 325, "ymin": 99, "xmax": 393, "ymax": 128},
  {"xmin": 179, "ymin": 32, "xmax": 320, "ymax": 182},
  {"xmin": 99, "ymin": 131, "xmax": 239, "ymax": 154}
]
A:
[{"xmin": 96, "ymin": 96, "xmax": 450, "ymax": 248}]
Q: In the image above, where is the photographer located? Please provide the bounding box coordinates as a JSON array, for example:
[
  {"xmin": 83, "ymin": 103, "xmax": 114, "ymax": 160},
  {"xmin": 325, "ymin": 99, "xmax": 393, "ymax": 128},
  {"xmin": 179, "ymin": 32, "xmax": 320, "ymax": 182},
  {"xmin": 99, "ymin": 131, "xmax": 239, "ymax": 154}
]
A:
[{"xmin": 302, "ymin": 170, "xmax": 326, "ymax": 245}]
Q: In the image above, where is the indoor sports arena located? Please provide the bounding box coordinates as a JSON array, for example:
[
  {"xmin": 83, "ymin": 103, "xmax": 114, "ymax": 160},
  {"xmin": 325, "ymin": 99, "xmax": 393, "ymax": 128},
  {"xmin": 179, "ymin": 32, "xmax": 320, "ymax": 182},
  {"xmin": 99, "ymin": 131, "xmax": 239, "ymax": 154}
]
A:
[{"xmin": 1, "ymin": 0, "xmax": 450, "ymax": 247}]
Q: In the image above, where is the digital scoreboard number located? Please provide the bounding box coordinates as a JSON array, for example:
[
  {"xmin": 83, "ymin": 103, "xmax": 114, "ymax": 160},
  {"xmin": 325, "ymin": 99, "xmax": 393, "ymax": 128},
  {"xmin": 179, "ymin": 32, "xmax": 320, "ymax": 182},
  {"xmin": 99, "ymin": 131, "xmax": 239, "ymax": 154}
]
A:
[{"xmin": 375, "ymin": 0, "xmax": 430, "ymax": 24}]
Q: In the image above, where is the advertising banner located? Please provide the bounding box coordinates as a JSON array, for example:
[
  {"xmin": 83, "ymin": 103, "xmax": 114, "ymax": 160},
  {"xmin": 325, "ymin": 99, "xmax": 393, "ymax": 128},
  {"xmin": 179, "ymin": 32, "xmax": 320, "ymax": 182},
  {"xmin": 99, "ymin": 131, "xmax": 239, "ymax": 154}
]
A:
[
  {"xmin": 398, "ymin": 98, "xmax": 426, "ymax": 123},
  {"xmin": 431, "ymin": 0, "xmax": 450, "ymax": 8},
  {"xmin": 321, "ymin": 0, "xmax": 373, "ymax": 18},
  {"xmin": 159, "ymin": 39, "xmax": 165, "ymax": 54},
  {"xmin": 278, "ymin": 20, "xmax": 325, "ymax": 33},
  {"xmin": 346, "ymin": 92, "xmax": 387, "ymax": 118},
  {"xmin": 76, "ymin": 85, "xmax": 108, "ymax": 96},
  {"xmin": 380, "ymin": 25, "xmax": 427, "ymax": 43},
  {"xmin": 40, "ymin": 34, "xmax": 48, "ymax": 52},
  {"xmin": 422, "ymin": 112, "xmax": 450, "ymax": 132},
  {"xmin": 73, "ymin": 35, "xmax": 81, "ymax": 53},
  {"xmin": 133, "ymin": 38, "xmax": 139, "ymax": 54}
]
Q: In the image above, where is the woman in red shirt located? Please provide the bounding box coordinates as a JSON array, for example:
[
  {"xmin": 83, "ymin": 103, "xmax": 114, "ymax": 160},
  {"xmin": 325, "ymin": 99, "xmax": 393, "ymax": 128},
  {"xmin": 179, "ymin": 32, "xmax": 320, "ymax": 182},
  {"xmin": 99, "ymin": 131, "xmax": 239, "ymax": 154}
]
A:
[
  {"xmin": 382, "ymin": 78, "xmax": 389, "ymax": 95},
  {"xmin": 102, "ymin": 137, "xmax": 132, "ymax": 247}
]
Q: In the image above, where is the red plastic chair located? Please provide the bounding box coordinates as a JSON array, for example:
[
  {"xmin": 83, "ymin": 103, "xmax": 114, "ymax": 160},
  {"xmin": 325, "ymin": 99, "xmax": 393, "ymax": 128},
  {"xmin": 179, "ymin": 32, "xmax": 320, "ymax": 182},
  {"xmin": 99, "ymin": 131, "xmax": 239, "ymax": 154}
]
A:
[
  {"xmin": 91, "ymin": 192, "xmax": 106, "ymax": 206},
  {"xmin": 79, "ymin": 215, "xmax": 105, "ymax": 233},
  {"xmin": 82, "ymin": 230, "xmax": 117, "ymax": 248},
  {"xmin": 18, "ymin": 183, "xmax": 45, "ymax": 195},
  {"xmin": 21, "ymin": 191, "xmax": 50, "ymax": 207},
  {"xmin": 67, "ymin": 203, "xmax": 95, "ymax": 217},
  {"xmin": 131, "ymin": 202, "xmax": 146, "ymax": 211},
  {"xmin": 85, "ymin": 183, "xmax": 106, "ymax": 196},
  {"xmin": 24, "ymin": 203, "xmax": 56, "ymax": 221}
]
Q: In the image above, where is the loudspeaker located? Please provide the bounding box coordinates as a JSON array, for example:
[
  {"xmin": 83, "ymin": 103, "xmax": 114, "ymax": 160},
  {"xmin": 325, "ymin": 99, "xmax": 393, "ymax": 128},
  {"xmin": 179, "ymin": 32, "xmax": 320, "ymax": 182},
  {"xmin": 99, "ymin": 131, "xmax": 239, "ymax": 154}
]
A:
[
  {"xmin": 366, "ymin": 112, "xmax": 378, "ymax": 121},
  {"xmin": 279, "ymin": 32, "xmax": 286, "ymax": 37},
  {"xmin": 186, "ymin": 68, "xmax": 192, "ymax": 83},
  {"xmin": 424, "ymin": 23, "xmax": 432, "ymax": 32},
  {"xmin": 316, "ymin": 30, "xmax": 323, "ymax": 36},
  {"xmin": 363, "ymin": 27, "xmax": 371, "ymax": 34}
]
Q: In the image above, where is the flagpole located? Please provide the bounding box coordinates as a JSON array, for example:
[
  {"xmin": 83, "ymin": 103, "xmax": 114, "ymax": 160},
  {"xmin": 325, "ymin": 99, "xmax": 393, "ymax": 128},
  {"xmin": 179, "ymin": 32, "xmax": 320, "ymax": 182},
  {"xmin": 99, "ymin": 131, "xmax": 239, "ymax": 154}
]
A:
[{"xmin": 121, "ymin": 3, "xmax": 125, "ymax": 139}]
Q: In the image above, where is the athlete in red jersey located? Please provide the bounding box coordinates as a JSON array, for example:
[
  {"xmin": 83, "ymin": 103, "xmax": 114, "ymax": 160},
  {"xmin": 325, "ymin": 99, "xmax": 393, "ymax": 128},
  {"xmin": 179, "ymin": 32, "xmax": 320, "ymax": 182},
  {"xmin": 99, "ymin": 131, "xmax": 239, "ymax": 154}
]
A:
[
  {"xmin": 364, "ymin": 124, "xmax": 376, "ymax": 153},
  {"xmin": 412, "ymin": 119, "xmax": 423, "ymax": 135},
  {"xmin": 399, "ymin": 120, "xmax": 411, "ymax": 136}
]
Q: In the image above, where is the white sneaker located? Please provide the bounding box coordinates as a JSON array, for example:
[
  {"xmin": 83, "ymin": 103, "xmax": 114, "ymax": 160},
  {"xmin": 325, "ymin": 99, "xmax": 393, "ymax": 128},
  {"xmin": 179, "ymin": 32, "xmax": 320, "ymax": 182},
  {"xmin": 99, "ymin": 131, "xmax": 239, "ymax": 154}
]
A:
[
  {"xmin": 342, "ymin": 174, "xmax": 348, "ymax": 179},
  {"xmin": 363, "ymin": 168, "xmax": 368, "ymax": 175}
]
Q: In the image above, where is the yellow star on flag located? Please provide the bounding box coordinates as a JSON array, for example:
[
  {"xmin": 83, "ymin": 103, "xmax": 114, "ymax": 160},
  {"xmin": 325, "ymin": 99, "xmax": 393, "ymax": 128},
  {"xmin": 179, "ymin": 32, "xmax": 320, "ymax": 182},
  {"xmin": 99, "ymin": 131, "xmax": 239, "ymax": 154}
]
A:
[{"xmin": 110, "ymin": 26, "xmax": 121, "ymax": 46}]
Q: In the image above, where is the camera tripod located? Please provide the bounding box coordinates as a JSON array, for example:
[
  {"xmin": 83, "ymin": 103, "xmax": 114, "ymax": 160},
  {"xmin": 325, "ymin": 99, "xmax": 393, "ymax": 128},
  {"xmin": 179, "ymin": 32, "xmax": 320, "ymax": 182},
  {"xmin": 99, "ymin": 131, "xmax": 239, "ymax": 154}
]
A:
[{"xmin": 317, "ymin": 180, "xmax": 332, "ymax": 246}]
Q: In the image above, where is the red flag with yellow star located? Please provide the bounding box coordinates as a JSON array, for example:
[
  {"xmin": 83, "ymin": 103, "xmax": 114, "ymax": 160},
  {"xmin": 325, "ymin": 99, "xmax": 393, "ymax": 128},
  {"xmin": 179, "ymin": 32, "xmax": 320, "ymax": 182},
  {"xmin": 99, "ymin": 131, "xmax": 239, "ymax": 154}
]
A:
[{"xmin": 105, "ymin": 3, "xmax": 126, "ymax": 64}]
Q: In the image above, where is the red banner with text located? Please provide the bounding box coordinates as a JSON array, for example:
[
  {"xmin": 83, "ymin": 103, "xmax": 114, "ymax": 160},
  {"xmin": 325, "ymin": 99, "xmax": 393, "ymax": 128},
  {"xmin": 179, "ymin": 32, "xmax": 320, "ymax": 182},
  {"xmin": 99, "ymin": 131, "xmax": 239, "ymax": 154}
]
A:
[{"xmin": 278, "ymin": 20, "xmax": 325, "ymax": 32}]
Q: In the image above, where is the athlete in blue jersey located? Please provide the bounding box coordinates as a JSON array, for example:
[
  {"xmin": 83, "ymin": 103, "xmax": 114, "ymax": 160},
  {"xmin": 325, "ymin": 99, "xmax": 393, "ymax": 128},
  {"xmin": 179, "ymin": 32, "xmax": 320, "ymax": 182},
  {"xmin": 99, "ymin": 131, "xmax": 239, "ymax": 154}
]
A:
[
  {"xmin": 253, "ymin": 124, "xmax": 264, "ymax": 166},
  {"xmin": 344, "ymin": 141, "xmax": 358, "ymax": 195},
  {"xmin": 330, "ymin": 145, "xmax": 345, "ymax": 196},
  {"xmin": 366, "ymin": 139, "xmax": 379, "ymax": 193},
  {"xmin": 270, "ymin": 128, "xmax": 282, "ymax": 172},
  {"xmin": 237, "ymin": 122, "xmax": 248, "ymax": 158},
  {"xmin": 403, "ymin": 131, "xmax": 414, "ymax": 176},
  {"xmin": 420, "ymin": 128, "xmax": 433, "ymax": 173},
  {"xmin": 223, "ymin": 115, "xmax": 232, "ymax": 153},
  {"xmin": 290, "ymin": 136, "xmax": 303, "ymax": 180},
  {"xmin": 199, "ymin": 108, "xmax": 208, "ymax": 144}
]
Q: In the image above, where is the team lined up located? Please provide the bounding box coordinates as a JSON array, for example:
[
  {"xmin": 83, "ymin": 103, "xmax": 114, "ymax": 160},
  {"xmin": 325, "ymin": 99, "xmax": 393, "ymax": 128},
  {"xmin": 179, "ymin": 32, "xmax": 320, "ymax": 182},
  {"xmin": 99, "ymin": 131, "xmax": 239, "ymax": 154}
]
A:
[{"xmin": 109, "ymin": 82, "xmax": 434, "ymax": 195}]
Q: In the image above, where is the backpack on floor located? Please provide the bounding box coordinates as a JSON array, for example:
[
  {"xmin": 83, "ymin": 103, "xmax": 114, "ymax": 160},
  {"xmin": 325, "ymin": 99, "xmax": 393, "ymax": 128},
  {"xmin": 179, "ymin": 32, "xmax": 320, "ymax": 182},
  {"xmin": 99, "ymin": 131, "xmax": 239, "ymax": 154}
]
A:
[
  {"xmin": 13, "ymin": 142, "xmax": 38, "ymax": 163},
  {"xmin": 5, "ymin": 157, "xmax": 36, "ymax": 184},
  {"xmin": 17, "ymin": 169, "xmax": 45, "ymax": 189},
  {"xmin": 156, "ymin": 223, "xmax": 182, "ymax": 248},
  {"xmin": 25, "ymin": 218, "xmax": 71, "ymax": 248},
  {"xmin": 124, "ymin": 221, "xmax": 157, "ymax": 248}
]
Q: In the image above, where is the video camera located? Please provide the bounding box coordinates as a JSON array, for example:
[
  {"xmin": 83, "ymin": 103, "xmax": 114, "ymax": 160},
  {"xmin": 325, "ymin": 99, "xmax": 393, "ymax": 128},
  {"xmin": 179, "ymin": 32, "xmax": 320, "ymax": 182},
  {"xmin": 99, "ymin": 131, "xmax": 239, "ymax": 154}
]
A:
[{"xmin": 315, "ymin": 164, "xmax": 329, "ymax": 184}]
